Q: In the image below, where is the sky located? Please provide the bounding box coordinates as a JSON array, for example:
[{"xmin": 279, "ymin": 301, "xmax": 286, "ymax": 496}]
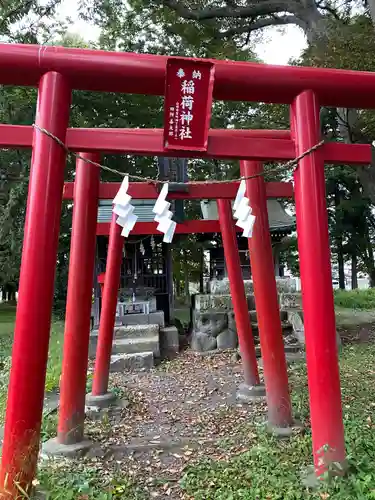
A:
[{"xmin": 57, "ymin": 0, "xmax": 307, "ymax": 65}]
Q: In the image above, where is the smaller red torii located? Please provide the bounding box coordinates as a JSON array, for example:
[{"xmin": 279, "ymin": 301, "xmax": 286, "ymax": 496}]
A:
[
  {"xmin": 62, "ymin": 180, "xmax": 294, "ymax": 236},
  {"xmin": 63, "ymin": 179, "xmax": 294, "ymax": 200}
]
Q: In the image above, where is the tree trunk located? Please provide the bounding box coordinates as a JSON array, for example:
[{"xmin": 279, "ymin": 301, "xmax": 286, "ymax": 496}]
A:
[
  {"xmin": 337, "ymin": 239, "xmax": 345, "ymax": 290},
  {"xmin": 199, "ymin": 247, "xmax": 204, "ymax": 293},
  {"xmin": 182, "ymin": 249, "xmax": 190, "ymax": 302},
  {"xmin": 351, "ymin": 254, "xmax": 358, "ymax": 289},
  {"xmin": 364, "ymin": 221, "xmax": 375, "ymax": 288},
  {"xmin": 334, "ymin": 185, "xmax": 346, "ymax": 290}
]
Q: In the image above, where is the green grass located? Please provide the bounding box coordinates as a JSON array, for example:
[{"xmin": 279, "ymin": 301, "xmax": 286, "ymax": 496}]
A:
[
  {"xmin": 334, "ymin": 288, "xmax": 375, "ymax": 310},
  {"xmin": 335, "ymin": 308, "xmax": 375, "ymax": 329},
  {"xmin": 0, "ymin": 305, "xmax": 142, "ymax": 499},
  {"xmin": 0, "ymin": 303, "xmax": 65, "ymax": 422},
  {"xmin": 1, "ymin": 296, "xmax": 375, "ymax": 499},
  {"xmin": 174, "ymin": 307, "xmax": 191, "ymax": 325},
  {"xmin": 180, "ymin": 344, "xmax": 375, "ymax": 499},
  {"xmin": 37, "ymin": 462, "xmax": 145, "ymax": 499}
]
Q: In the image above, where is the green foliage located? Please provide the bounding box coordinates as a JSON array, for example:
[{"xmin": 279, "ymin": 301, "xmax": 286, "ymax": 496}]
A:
[
  {"xmin": 334, "ymin": 288, "xmax": 375, "ymax": 310},
  {"xmin": 181, "ymin": 344, "xmax": 375, "ymax": 499},
  {"xmin": 299, "ymin": 17, "xmax": 375, "ymax": 284},
  {"xmin": 44, "ymin": 322, "xmax": 65, "ymax": 392},
  {"xmin": 37, "ymin": 462, "xmax": 145, "ymax": 499},
  {"xmin": 41, "ymin": 413, "xmax": 59, "ymax": 442},
  {"xmin": 0, "ymin": 0, "xmax": 65, "ymax": 43},
  {"xmin": 280, "ymin": 236, "xmax": 300, "ymax": 276}
]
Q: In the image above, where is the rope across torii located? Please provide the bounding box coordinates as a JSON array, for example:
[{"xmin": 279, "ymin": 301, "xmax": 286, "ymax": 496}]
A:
[
  {"xmin": 1, "ymin": 43, "xmax": 373, "ymax": 496},
  {"xmin": 0, "ymin": 123, "xmax": 371, "ymax": 163}
]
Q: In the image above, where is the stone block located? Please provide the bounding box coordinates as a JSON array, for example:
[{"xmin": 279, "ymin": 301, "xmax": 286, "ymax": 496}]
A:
[
  {"xmin": 216, "ymin": 328, "xmax": 238, "ymax": 349},
  {"xmin": 209, "ymin": 278, "xmax": 254, "ymax": 295},
  {"xmin": 280, "ymin": 309, "xmax": 289, "ymax": 321},
  {"xmin": 249, "ymin": 309, "xmax": 288, "ymax": 323},
  {"xmin": 110, "ymin": 352, "xmax": 154, "ymax": 372},
  {"xmin": 249, "ymin": 310, "xmax": 258, "ymax": 322},
  {"xmin": 190, "ymin": 331, "xmax": 217, "ymax": 352},
  {"xmin": 113, "ymin": 323, "xmax": 159, "ymax": 339},
  {"xmin": 194, "ymin": 294, "xmax": 232, "ymax": 311},
  {"xmin": 276, "ymin": 278, "xmax": 297, "ymax": 293},
  {"xmin": 194, "ymin": 294, "xmax": 256, "ymax": 312},
  {"xmin": 112, "ymin": 335, "xmax": 160, "ymax": 357},
  {"xmin": 286, "ymin": 309, "xmax": 341, "ymax": 348},
  {"xmin": 42, "ymin": 438, "xmax": 92, "ymax": 458},
  {"xmin": 86, "ymin": 391, "xmax": 116, "ymax": 409},
  {"xmin": 88, "ymin": 334, "xmax": 98, "ymax": 358},
  {"xmin": 120, "ymin": 310, "xmax": 165, "ymax": 327},
  {"xmin": 279, "ymin": 292, "xmax": 303, "ymax": 310},
  {"xmin": 209, "ymin": 277, "xmax": 297, "ymax": 295},
  {"xmin": 247, "ymin": 295, "xmax": 256, "ymax": 310},
  {"xmin": 149, "ymin": 311, "xmax": 165, "ymax": 327},
  {"xmin": 227, "ymin": 311, "xmax": 259, "ymax": 340},
  {"xmin": 160, "ymin": 326, "xmax": 179, "ymax": 356}
]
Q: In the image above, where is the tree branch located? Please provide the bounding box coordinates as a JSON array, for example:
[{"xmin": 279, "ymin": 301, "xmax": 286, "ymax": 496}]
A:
[
  {"xmin": 161, "ymin": 0, "xmax": 301, "ymax": 20},
  {"xmin": 0, "ymin": 0, "xmax": 34, "ymax": 33},
  {"xmin": 216, "ymin": 14, "xmax": 305, "ymax": 38}
]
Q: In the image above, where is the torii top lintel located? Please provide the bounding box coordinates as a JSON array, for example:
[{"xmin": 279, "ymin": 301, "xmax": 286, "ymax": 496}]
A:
[{"xmin": 3, "ymin": 43, "xmax": 375, "ymax": 109}]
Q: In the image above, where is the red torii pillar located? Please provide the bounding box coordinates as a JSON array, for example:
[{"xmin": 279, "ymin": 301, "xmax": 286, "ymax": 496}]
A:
[
  {"xmin": 87, "ymin": 212, "xmax": 124, "ymax": 406},
  {"xmin": 241, "ymin": 161, "xmax": 294, "ymax": 432},
  {"xmin": 43, "ymin": 153, "xmax": 100, "ymax": 455},
  {"xmin": 217, "ymin": 199, "xmax": 264, "ymax": 399},
  {"xmin": 291, "ymin": 90, "xmax": 346, "ymax": 475},
  {"xmin": 0, "ymin": 72, "xmax": 71, "ymax": 497}
]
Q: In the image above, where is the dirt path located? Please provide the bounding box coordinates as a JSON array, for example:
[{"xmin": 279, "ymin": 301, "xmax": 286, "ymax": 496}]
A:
[{"xmin": 84, "ymin": 351, "xmax": 268, "ymax": 498}]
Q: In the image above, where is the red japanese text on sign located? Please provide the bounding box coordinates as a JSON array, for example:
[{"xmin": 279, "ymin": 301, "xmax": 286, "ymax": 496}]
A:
[{"xmin": 163, "ymin": 59, "xmax": 215, "ymax": 152}]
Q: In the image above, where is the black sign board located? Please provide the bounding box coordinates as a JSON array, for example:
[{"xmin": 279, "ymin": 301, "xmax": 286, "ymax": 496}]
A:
[{"xmin": 157, "ymin": 157, "xmax": 188, "ymax": 222}]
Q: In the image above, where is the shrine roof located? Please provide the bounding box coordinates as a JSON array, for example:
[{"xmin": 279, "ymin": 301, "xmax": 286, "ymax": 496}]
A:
[
  {"xmin": 200, "ymin": 199, "xmax": 295, "ymax": 232},
  {"xmin": 98, "ymin": 198, "xmax": 295, "ymax": 232}
]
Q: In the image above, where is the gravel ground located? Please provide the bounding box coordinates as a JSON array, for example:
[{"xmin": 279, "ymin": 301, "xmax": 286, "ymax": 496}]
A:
[{"xmin": 82, "ymin": 350, "xmax": 268, "ymax": 499}]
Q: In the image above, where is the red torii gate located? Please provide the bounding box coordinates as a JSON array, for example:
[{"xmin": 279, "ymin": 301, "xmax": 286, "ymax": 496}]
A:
[
  {"xmin": 62, "ymin": 172, "xmax": 295, "ymax": 414},
  {"xmin": 0, "ymin": 43, "xmax": 372, "ymax": 496}
]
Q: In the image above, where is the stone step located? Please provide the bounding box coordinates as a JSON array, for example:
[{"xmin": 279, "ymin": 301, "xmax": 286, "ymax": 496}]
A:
[
  {"xmin": 113, "ymin": 323, "xmax": 159, "ymax": 339},
  {"xmin": 251, "ymin": 322, "xmax": 293, "ymax": 332},
  {"xmin": 112, "ymin": 335, "xmax": 160, "ymax": 357},
  {"xmin": 258, "ymin": 351, "xmax": 305, "ymax": 368},
  {"xmin": 89, "ymin": 323, "xmax": 159, "ymax": 342},
  {"xmin": 120, "ymin": 311, "xmax": 165, "ymax": 327},
  {"xmin": 254, "ymin": 343, "xmax": 301, "ymax": 357},
  {"xmin": 110, "ymin": 352, "xmax": 154, "ymax": 372},
  {"xmin": 249, "ymin": 310, "xmax": 288, "ymax": 322},
  {"xmin": 160, "ymin": 326, "xmax": 179, "ymax": 357}
]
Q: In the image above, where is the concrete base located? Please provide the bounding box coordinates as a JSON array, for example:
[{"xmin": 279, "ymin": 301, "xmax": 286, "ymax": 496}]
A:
[
  {"xmin": 301, "ymin": 460, "xmax": 348, "ymax": 489},
  {"xmin": 301, "ymin": 459, "xmax": 349, "ymax": 490},
  {"xmin": 42, "ymin": 437, "xmax": 92, "ymax": 458},
  {"xmin": 86, "ymin": 391, "xmax": 116, "ymax": 409},
  {"xmin": 301, "ymin": 466, "xmax": 321, "ymax": 489},
  {"xmin": 267, "ymin": 420, "xmax": 304, "ymax": 438},
  {"xmin": 236, "ymin": 382, "xmax": 266, "ymax": 402}
]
